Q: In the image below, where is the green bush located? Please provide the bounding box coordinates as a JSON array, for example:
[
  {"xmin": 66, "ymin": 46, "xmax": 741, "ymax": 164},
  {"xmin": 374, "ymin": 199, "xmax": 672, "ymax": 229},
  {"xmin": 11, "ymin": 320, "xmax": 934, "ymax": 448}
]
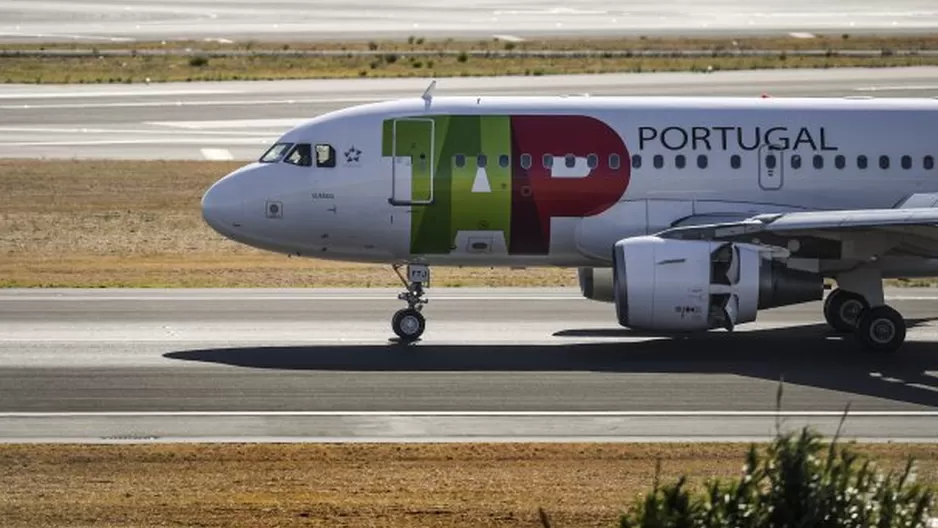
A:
[{"xmin": 617, "ymin": 427, "xmax": 933, "ymax": 528}]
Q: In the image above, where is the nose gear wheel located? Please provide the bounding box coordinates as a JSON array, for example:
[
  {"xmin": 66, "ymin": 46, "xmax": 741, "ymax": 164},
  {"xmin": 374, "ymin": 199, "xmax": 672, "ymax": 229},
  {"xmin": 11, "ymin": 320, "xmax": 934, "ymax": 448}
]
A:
[{"xmin": 391, "ymin": 263, "xmax": 429, "ymax": 342}]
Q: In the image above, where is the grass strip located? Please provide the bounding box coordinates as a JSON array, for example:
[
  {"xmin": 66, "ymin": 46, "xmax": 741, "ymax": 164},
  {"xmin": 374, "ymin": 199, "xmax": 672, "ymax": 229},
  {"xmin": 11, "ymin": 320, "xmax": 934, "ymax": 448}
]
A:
[
  {"xmin": 1, "ymin": 442, "xmax": 935, "ymax": 527},
  {"xmin": 1, "ymin": 34, "xmax": 937, "ymax": 83}
]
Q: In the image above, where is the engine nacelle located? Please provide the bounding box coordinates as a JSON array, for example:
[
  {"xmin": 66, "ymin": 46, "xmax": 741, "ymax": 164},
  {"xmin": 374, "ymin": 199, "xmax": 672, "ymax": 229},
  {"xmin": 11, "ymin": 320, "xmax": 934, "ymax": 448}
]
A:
[
  {"xmin": 577, "ymin": 267, "xmax": 615, "ymax": 302},
  {"xmin": 612, "ymin": 236, "xmax": 822, "ymax": 332}
]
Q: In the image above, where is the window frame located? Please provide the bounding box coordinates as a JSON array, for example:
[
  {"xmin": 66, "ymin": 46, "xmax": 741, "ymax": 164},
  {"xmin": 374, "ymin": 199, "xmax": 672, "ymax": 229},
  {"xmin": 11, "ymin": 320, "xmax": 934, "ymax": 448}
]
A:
[
  {"xmin": 259, "ymin": 142, "xmax": 294, "ymax": 163},
  {"xmin": 284, "ymin": 143, "xmax": 314, "ymax": 167}
]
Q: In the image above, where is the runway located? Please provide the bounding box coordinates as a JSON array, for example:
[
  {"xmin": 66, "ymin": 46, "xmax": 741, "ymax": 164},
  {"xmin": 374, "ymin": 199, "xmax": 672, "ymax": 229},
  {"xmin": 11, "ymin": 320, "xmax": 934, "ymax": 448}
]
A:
[
  {"xmin": 1, "ymin": 287, "xmax": 936, "ymax": 442},
  {"xmin": 2, "ymin": 67, "xmax": 938, "ymax": 160},
  {"xmin": 1, "ymin": 0, "xmax": 937, "ymax": 43}
]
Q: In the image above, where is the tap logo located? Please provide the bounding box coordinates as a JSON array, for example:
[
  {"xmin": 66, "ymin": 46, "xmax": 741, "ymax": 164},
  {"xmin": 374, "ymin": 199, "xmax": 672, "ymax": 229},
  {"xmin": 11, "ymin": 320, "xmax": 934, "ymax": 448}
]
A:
[{"xmin": 382, "ymin": 114, "xmax": 631, "ymax": 255}]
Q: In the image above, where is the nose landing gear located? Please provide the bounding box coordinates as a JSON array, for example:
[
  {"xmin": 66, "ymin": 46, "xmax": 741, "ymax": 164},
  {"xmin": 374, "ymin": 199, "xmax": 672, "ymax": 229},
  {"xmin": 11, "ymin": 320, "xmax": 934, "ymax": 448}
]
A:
[{"xmin": 391, "ymin": 263, "xmax": 429, "ymax": 342}]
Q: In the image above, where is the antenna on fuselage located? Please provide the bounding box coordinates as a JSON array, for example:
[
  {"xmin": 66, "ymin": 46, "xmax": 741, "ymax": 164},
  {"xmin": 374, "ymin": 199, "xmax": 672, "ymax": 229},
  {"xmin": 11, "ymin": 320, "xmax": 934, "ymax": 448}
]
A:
[{"xmin": 422, "ymin": 80, "xmax": 436, "ymax": 107}]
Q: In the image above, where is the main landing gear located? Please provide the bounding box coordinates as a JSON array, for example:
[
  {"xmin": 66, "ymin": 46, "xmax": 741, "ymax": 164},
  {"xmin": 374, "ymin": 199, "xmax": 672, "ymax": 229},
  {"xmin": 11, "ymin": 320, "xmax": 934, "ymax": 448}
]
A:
[
  {"xmin": 391, "ymin": 263, "xmax": 429, "ymax": 342},
  {"xmin": 823, "ymin": 286, "xmax": 907, "ymax": 353}
]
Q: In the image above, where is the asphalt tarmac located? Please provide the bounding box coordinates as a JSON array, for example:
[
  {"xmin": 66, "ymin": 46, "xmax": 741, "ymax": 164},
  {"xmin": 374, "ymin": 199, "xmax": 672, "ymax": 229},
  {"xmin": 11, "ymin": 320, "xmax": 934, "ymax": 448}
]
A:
[
  {"xmin": 2, "ymin": 67, "xmax": 938, "ymax": 160},
  {"xmin": 2, "ymin": 0, "xmax": 937, "ymax": 43},
  {"xmin": 1, "ymin": 287, "xmax": 936, "ymax": 442}
]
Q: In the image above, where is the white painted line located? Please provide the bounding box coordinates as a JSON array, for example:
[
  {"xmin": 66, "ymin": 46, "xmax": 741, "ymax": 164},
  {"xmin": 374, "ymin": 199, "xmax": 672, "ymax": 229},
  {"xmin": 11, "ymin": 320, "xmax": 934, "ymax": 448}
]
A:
[
  {"xmin": 0, "ymin": 89, "xmax": 238, "ymax": 99},
  {"xmin": 854, "ymin": 84, "xmax": 938, "ymax": 92},
  {"xmin": 0, "ymin": 126, "xmax": 277, "ymax": 137},
  {"xmin": 493, "ymin": 34, "xmax": 526, "ymax": 42},
  {"xmin": 2, "ymin": 411, "xmax": 936, "ymax": 417},
  {"xmin": 200, "ymin": 148, "xmax": 234, "ymax": 160},
  {"xmin": 0, "ymin": 31, "xmax": 135, "ymax": 42},
  {"xmin": 4, "ymin": 294, "xmax": 936, "ymax": 302},
  {"xmin": 0, "ymin": 295, "xmax": 584, "ymax": 301},
  {"xmin": 148, "ymin": 118, "xmax": 306, "ymax": 130},
  {"xmin": 0, "ymin": 138, "xmax": 269, "ymax": 147},
  {"xmin": 0, "ymin": 96, "xmax": 381, "ymax": 111},
  {"xmin": 3, "ymin": 437, "xmax": 936, "ymax": 445}
]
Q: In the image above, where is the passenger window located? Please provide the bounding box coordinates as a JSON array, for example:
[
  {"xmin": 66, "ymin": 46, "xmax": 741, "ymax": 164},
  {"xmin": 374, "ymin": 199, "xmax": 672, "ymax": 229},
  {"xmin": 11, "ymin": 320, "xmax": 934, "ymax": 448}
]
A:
[
  {"xmin": 813, "ymin": 155, "xmax": 824, "ymax": 169},
  {"xmin": 857, "ymin": 155, "xmax": 868, "ymax": 169},
  {"xmin": 791, "ymin": 155, "xmax": 802, "ymax": 169},
  {"xmin": 835, "ymin": 155, "xmax": 845, "ymax": 169},
  {"xmin": 587, "ymin": 153, "xmax": 598, "ymax": 169},
  {"xmin": 609, "ymin": 153, "xmax": 620, "ymax": 170},
  {"xmin": 901, "ymin": 155, "xmax": 912, "ymax": 170},
  {"xmin": 454, "ymin": 154, "xmax": 466, "ymax": 168},
  {"xmin": 675, "ymin": 154, "xmax": 686, "ymax": 169},
  {"xmin": 564, "ymin": 154, "xmax": 576, "ymax": 168},
  {"xmin": 730, "ymin": 154, "xmax": 741, "ymax": 169},
  {"xmin": 879, "ymin": 155, "xmax": 890, "ymax": 170},
  {"xmin": 653, "ymin": 154, "xmax": 664, "ymax": 169},
  {"xmin": 697, "ymin": 154, "xmax": 708, "ymax": 169},
  {"xmin": 520, "ymin": 153, "xmax": 532, "ymax": 170},
  {"xmin": 542, "ymin": 154, "xmax": 553, "ymax": 168},
  {"xmin": 477, "ymin": 154, "xmax": 487, "ymax": 168},
  {"xmin": 259, "ymin": 142, "xmax": 293, "ymax": 163},
  {"xmin": 632, "ymin": 154, "xmax": 642, "ymax": 169},
  {"xmin": 314, "ymin": 144, "xmax": 335, "ymax": 168},
  {"xmin": 285, "ymin": 143, "xmax": 313, "ymax": 167},
  {"xmin": 765, "ymin": 153, "xmax": 777, "ymax": 169},
  {"xmin": 926, "ymin": 155, "xmax": 935, "ymax": 170},
  {"xmin": 499, "ymin": 154, "xmax": 510, "ymax": 168}
]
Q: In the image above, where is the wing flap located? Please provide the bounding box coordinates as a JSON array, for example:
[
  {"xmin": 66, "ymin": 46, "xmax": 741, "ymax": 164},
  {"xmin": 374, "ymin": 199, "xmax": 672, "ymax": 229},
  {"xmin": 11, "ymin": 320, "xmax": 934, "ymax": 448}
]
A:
[{"xmin": 658, "ymin": 207, "xmax": 938, "ymax": 259}]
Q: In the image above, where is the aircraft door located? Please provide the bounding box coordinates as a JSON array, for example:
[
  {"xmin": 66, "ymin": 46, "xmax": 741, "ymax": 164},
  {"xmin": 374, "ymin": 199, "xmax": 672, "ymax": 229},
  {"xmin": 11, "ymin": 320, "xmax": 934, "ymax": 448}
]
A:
[
  {"xmin": 389, "ymin": 118, "xmax": 435, "ymax": 206},
  {"xmin": 758, "ymin": 143, "xmax": 784, "ymax": 191}
]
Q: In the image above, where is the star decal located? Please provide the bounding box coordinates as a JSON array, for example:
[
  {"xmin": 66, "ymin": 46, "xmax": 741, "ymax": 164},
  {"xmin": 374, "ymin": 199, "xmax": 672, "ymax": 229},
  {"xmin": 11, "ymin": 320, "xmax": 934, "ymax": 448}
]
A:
[{"xmin": 344, "ymin": 145, "xmax": 362, "ymax": 163}]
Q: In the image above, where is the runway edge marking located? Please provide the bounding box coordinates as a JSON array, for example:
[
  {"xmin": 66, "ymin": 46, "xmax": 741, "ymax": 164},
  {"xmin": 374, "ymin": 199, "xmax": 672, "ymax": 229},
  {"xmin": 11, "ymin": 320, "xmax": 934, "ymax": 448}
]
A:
[{"xmin": 3, "ymin": 411, "xmax": 937, "ymax": 417}]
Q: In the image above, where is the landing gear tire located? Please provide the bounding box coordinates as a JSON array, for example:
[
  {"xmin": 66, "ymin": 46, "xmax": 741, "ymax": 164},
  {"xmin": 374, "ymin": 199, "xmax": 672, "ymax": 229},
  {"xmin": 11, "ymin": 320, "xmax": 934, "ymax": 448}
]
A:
[
  {"xmin": 391, "ymin": 263, "xmax": 430, "ymax": 343},
  {"xmin": 855, "ymin": 305, "xmax": 906, "ymax": 353},
  {"xmin": 392, "ymin": 308, "xmax": 425, "ymax": 342},
  {"xmin": 823, "ymin": 288, "xmax": 869, "ymax": 333}
]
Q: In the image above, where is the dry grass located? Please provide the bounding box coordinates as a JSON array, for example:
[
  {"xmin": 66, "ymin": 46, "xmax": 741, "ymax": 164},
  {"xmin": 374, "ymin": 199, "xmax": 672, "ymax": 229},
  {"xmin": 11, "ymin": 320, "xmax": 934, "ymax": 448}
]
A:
[
  {"xmin": 8, "ymin": 33, "xmax": 938, "ymax": 52},
  {"xmin": 0, "ymin": 160, "xmax": 576, "ymax": 288},
  {"xmin": 3, "ymin": 53, "xmax": 937, "ymax": 84},
  {"xmin": 1, "ymin": 34, "xmax": 937, "ymax": 83},
  {"xmin": 0, "ymin": 442, "xmax": 935, "ymax": 527}
]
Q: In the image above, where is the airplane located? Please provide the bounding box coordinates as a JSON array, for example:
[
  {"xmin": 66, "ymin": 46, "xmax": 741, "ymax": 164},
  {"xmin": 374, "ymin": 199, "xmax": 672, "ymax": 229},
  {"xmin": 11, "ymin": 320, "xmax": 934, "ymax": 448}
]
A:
[{"xmin": 200, "ymin": 80, "xmax": 938, "ymax": 353}]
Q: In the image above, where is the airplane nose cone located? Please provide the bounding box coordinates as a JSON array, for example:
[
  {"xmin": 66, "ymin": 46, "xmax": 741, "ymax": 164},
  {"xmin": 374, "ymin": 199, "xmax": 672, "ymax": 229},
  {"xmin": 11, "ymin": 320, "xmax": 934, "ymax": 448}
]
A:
[{"xmin": 201, "ymin": 176, "xmax": 243, "ymax": 236}]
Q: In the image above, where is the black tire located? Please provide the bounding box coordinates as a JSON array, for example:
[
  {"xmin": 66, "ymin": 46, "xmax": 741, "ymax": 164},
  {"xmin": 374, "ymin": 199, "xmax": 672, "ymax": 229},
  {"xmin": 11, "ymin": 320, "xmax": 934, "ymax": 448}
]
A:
[
  {"xmin": 392, "ymin": 308, "xmax": 425, "ymax": 342},
  {"xmin": 823, "ymin": 289, "xmax": 869, "ymax": 333},
  {"xmin": 855, "ymin": 305, "xmax": 906, "ymax": 353}
]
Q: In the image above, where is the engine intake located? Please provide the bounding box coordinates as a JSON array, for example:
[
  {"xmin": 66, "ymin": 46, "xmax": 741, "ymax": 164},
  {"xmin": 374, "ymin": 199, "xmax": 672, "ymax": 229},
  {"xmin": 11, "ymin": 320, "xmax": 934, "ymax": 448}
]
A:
[{"xmin": 612, "ymin": 236, "xmax": 822, "ymax": 332}]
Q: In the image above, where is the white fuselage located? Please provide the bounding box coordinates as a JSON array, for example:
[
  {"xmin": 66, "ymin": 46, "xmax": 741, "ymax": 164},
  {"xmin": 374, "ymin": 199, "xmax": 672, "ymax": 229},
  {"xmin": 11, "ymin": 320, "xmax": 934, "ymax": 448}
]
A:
[{"xmin": 201, "ymin": 95, "xmax": 938, "ymax": 277}]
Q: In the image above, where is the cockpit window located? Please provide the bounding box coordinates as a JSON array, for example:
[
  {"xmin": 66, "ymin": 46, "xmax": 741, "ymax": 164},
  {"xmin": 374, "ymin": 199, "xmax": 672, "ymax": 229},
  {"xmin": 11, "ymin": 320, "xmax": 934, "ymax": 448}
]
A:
[
  {"xmin": 284, "ymin": 143, "xmax": 312, "ymax": 167},
  {"xmin": 259, "ymin": 142, "xmax": 293, "ymax": 163},
  {"xmin": 315, "ymin": 144, "xmax": 336, "ymax": 168}
]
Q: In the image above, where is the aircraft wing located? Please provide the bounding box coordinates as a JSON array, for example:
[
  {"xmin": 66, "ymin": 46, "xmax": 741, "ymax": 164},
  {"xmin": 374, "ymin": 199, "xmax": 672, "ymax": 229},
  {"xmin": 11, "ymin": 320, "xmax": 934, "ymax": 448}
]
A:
[{"xmin": 656, "ymin": 207, "xmax": 938, "ymax": 259}]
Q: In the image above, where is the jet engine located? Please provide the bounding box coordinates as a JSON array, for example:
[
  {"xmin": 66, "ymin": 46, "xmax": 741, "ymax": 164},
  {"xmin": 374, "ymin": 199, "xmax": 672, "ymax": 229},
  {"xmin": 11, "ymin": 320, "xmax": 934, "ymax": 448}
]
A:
[{"xmin": 612, "ymin": 236, "xmax": 822, "ymax": 332}]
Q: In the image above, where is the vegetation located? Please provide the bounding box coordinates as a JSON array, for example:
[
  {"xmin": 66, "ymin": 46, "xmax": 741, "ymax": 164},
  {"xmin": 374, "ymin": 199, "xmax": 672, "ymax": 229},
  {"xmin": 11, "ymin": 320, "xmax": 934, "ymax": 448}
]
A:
[
  {"xmin": 0, "ymin": 34, "xmax": 936, "ymax": 84},
  {"xmin": 616, "ymin": 427, "xmax": 933, "ymax": 528},
  {"xmin": 1, "ymin": 441, "xmax": 935, "ymax": 527}
]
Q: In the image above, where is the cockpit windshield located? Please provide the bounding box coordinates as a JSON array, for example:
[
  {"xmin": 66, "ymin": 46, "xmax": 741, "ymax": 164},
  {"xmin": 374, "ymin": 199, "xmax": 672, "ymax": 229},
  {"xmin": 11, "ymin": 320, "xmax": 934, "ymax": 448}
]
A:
[{"xmin": 259, "ymin": 142, "xmax": 293, "ymax": 163}]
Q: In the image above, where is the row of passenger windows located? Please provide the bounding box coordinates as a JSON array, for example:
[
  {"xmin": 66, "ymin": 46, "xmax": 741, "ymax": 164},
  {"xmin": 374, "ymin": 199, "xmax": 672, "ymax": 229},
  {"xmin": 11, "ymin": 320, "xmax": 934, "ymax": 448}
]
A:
[
  {"xmin": 454, "ymin": 153, "xmax": 623, "ymax": 170},
  {"xmin": 451, "ymin": 153, "xmax": 937, "ymax": 171}
]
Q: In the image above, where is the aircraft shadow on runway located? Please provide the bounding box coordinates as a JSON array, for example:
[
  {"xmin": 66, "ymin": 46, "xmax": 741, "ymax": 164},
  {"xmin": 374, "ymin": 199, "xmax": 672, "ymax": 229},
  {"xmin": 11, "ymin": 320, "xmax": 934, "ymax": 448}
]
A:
[{"xmin": 164, "ymin": 318, "xmax": 938, "ymax": 409}]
